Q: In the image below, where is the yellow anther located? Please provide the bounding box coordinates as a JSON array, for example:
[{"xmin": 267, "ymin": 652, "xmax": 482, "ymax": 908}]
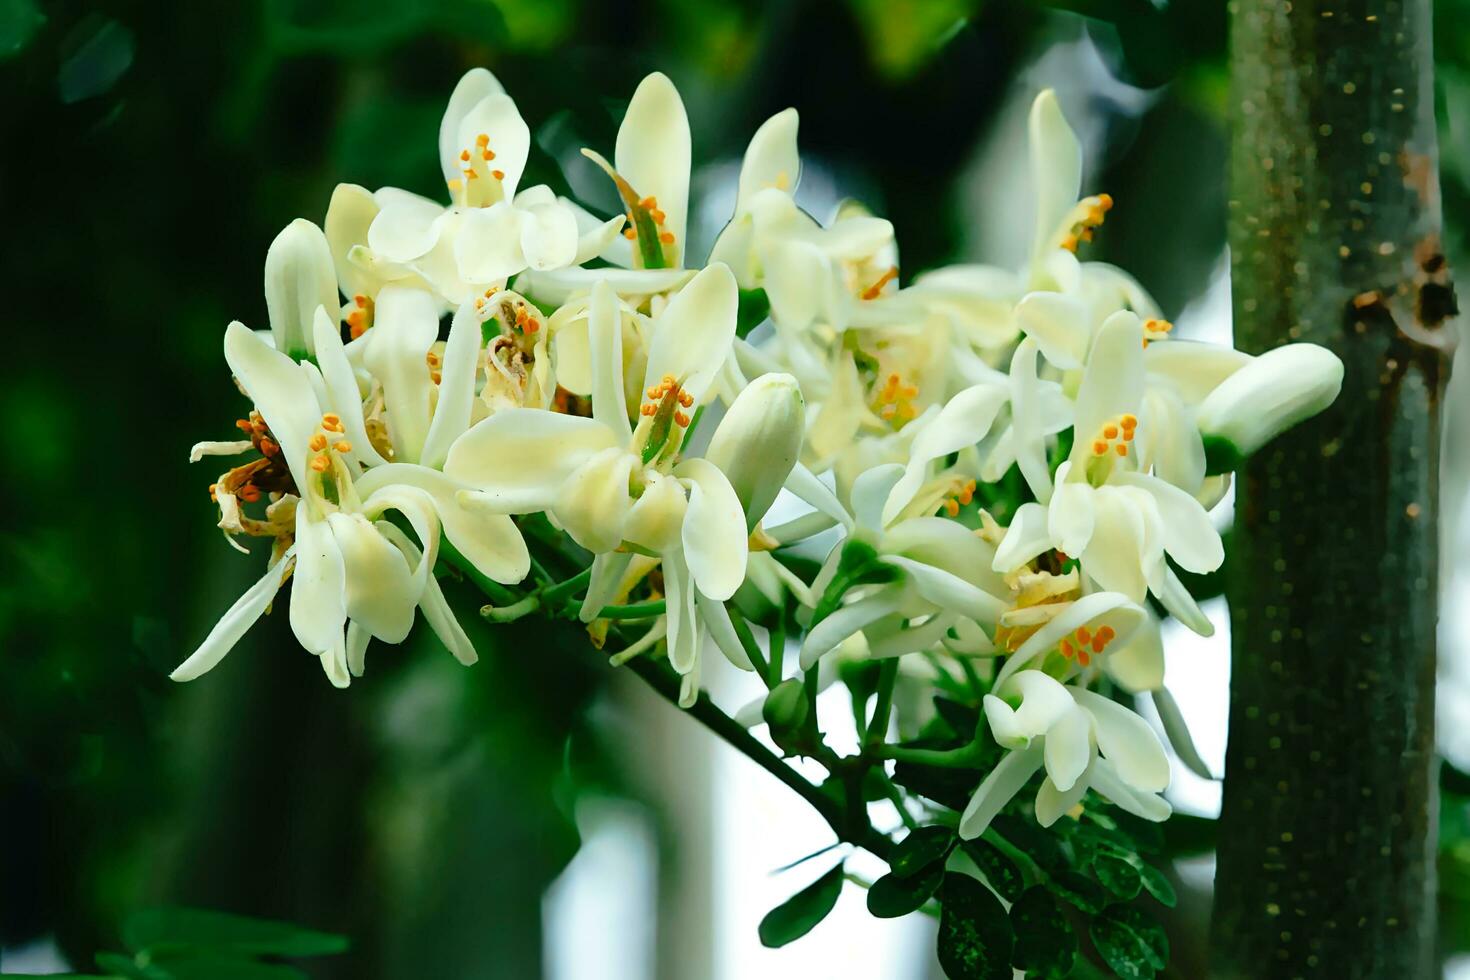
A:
[
  {"xmin": 674, "ymin": 410, "xmax": 690, "ymax": 427},
  {"xmin": 309, "ymin": 433, "xmax": 328, "ymax": 452},
  {"xmin": 659, "ymin": 231, "xmax": 675, "ymax": 245},
  {"xmin": 624, "ymin": 227, "xmax": 637, "ymax": 240},
  {"xmin": 333, "ymin": 440, "xmax": 352, "ymax": 453},
  {"xmin": 491, "ymin": 169, "xmax": 505, "ymax": 180},
  {"xmin": 475, "ymin": 133, "xmax": 490, "ymax": 148},
  {"xmin": 861, "ymin": 266, "xmax": 899, "ymax": 300},
  {"xmin": 309, "ymin": 455, "xmax": 331, "ymax": 473}
]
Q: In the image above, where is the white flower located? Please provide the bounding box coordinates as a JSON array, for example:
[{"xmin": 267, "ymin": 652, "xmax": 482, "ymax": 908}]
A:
[
  {"xmin": 445, "ymin": 266, "xmax": 747, "ymax": 702},
  {"xmin": 1197, "ymin": 342, "xmax": 1344, "ymax": 462},
  {"xmin": 995, "ymin": 312, "xmax": 1224, "ymax": 635},
  {"xmin": 353, "ymin": 69, "xmax": 621, "ymax": 307},
  {"xmin": 959, "ymin": 667, "xmax": 1170, "ymax": 839},
  {"xmin": 794, "ymin": 459, "xmax": 1011, "ymax": 669},
  {"xmin": 264, "ymin": 218, "xmax": 339, "ymax": 358},
  {"xmin": 173, "ymin": 312, "xmax": 530, "ymax": 686},
  {"xmin": 520, "ymin": 73, "xmax": 698, "ymax": 304}
]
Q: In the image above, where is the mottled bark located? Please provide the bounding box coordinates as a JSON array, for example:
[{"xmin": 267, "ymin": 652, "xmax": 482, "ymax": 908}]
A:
[{"xmin": 1212, "ymin": 0, "xmax": 1453, "ymax": 976}]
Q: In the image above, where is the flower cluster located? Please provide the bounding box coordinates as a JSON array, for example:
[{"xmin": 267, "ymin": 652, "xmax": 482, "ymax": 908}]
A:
[{"xmin": 179, "ymin": 70, "xmax": 1342, "ymax": 839}]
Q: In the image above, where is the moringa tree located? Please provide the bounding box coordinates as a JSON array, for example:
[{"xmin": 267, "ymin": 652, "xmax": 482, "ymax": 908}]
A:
[{"xmin": 1213, "ymin": 0, "xmax": 1456, "ymax": 975}]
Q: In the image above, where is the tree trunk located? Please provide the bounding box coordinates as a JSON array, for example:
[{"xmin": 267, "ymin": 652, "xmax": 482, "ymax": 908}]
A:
[{"xmin": 1212, "ymin": 0, "xmax": 1454, "ymax": 976}]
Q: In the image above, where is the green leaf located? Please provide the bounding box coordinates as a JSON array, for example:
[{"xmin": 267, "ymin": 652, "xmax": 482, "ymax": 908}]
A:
[
  {"xmin": 891, "ymin": 756, "xmax": 980, "ymax": 811},
  {"xmin": 1132, "ymin": 860, "xmax": 1178, "ymax": 908},
  {"xmin": 867, "ymin": 865, "xmax": 944, "ymax": 918},
  {"xmin": 122, "ymin": 908, "xmax": 348, "ymax": 958},
  {"xmin": 959, "ymin": 838, "xmax": 1024, "ymax": 903},
  {"xmin": 736, "ymin": 288, "xmax": 770, "ymax": 338},
  {"xmin": 890, "ymin": 825, "xmax": 956, "ymax": 878},
  {"xmin": 758, "ymin": 863, "xmax": 845, "ymax": 948},
  {"xmin": 936, "ymin": 873, "xmax": 1014, "ymax": 979},
  {"xmin": 1009, "ymin": 886, "xmax": 1076, "ymax": 979},
  {"xmin": 1092, "ymin": 851, "xmax": 1143, "ymax": 899},
  {"xmin": 991, "ymin": 815, "xmax": 1069, "ymax": 874},
  {"xmin": 57, "ymin": 16, "xmax": 134, "ymax": 104},
  {"xmin": 932, "ymin": 697, "xmax": 980, "ymax": 739},
  {"xmin": 0, "ymin": 0, "xmax": 44, "ymax": 61},
  {"xmin": 1047, "ymin": 869, "xmax": 1107, "ymax": 914},
  {"xmin": 1090, "ymin": 904, "xmax": 1169, "ymax": 979}
]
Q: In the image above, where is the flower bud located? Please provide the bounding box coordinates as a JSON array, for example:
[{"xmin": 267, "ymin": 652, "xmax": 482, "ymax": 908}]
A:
[
  {"xmin": 265, "ymin": 218, "xmax": 340, "ymax": 359},
  {"xmin": 704, "ymin": 373, "xmax": 804, "ymax": 530},
  {"xmin": 1196, "ymin": 343, "xmax": 1344, "ymax": 467},
  {"xmin": 762, "ymin": 677, "xmax": 810, "ymax": 754}
]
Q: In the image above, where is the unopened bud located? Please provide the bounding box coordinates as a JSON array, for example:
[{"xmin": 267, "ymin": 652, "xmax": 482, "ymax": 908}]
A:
[
  {"xmin": 705, "ymin": 373, "xmax": 804, "ymax": 530},
  {"xmin": 1197, "ymin": 343, "xmax": 1344, "ymax": 469},
  {"xmin": 265, "ymin": 218, "xmax": 340, "ymax": 359}
]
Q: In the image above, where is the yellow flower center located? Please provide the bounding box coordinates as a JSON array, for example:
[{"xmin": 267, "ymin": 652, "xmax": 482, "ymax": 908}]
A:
[
  {"xmin": 1089, "ymin": 413, "xmax": 1137, "ymax": 459},
  {"xmin": 1058, "ymin": 193, "xmax": 1113, "ymax": 252},
  {"xmin": 874, "ymin": 372, "xmax": 919, "ymax": 424}
]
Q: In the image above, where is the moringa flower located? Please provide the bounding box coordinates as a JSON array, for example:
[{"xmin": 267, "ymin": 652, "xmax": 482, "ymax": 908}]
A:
[{"xmin": 959, "ymin": 667, "xmax": 1171, "ymax": 839}]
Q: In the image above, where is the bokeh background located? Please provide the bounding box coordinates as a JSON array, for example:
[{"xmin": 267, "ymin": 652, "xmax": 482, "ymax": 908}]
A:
[{"xmin": 5, "ymin": 0, "xmax": 1470, "ymax": 976}]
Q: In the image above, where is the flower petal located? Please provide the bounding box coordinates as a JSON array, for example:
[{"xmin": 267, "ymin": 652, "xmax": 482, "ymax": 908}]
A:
[
  {"xmin": 1036, "ymin": 771, "xmax": 1091, "ymax": 827},
  {"xmin": 313, "ymin": 309, "xmax": 388, "ymax": 468},
  {"xmin": 1028, "ymin": 89, "xmax": 1082, "ymax": 266},
  {"xmin": 1015, "ymin": 291, "xmax": 1090, "ymax": 370},
  {"xmin": 289, "ymin": 506, "xmax": 346, "ymax": 657},
  {"xmin": 616, "ymin": 72, "xmax": 691, "ymax": 259},
  {"xmin": 444, "ymin": 408, "xmax": 618, "ymax": 512},
  {"xmin": 1043, "ymin": 703, "xmax": 1093, "ymax": 792},
  {"xmin": 327, "ymin": 512, "xmax": 418, "ymax": 644},
  {"xmin": 696, "ymin": 588, "xmax": 754, "ymax": 671},
  {"xmin": 1104, "ymin": 613, "xmax": 1165, "ymax": 693},
  {"xmin": 363, "ymin": 285, "xmax": 441, "ymax": 463},
  {"xmin": 1072, "ymin": 688, "xmax": 1171, "ymax": 793},
  {"xmin": 663, "ymin": 549, "xmax": 700, "ymax": 674},
  {"xmin": 1047, "ymin": 466, "xmax": 1095, "ymax": 558},
  {"xmin": 851, "ymin": 463, "xmax": 904, "ymax": 533},
  {"xmin": 1113, "ymin": 471, "xmax": 1223, "ymax": 574},
  {"xmin": 378, "ymin": 521, "xmax": 478, "ymax": 666},
  {"xmin": 959, "ymin": 742, "xmax": 1043, "ymax": 840},
  {"xmin": 325, "ymin": 183, "xmax": 380, "ymax": 300},
  {"xmin": 171, "ymin": 551, "xmax": 294, "ymax": 681},
  {"xmin": 623, "ymin": 472, "xmax": 688, "ymax": 555},
  {"xmin": 454, "ymin": 202, "xmax": 527, "ymax": 283},
  {"xmin": 736, "ymin": 108, "xmax": 800, "ymax": 215},
  {"xmin": 357, "ymin": 463, "xmax": 529, "ymax": 585},
  {"xmin": 1069, "ymin": 311, "xmax": 1144, "ymax": 465},
  {"xmin": 1152, "ymin": 687, "xmax": 1215, "ymax": 780},
  {"xmin": 883, "ymin": 382, "xmax": 1007, "ymax": 525},
  {"xmin": 588, "ymin": 279, "xmax": 633, "ymax": 444},
  {"xmin": 223, "ymin": 322, "xmax": 323, "ymax": 490},
  {"xmin": 439, "ymin": 68, "xmax": 506, "ymax": 187},
  {"xmin": 799, "ymin": 586, "xmax": 906, "ymax": 669},
  {"xmin": 420, "ymin": 300, "xmax": 483, "ymax": 469},
  {"xmin": 1009, "ymin": 337, "xmax": 1057, "ymax": 503},
  {"xmin": 642, "ymin": 263, "xmax": 739, "ymax": 405},
  {"xmin": 885, "ymin": 556, "xmax": 1006, "ymax": 624},
  {"xmin": 1089, "ymin": 757, "xmax": 1172, "ymax": 823},
  {"xmin": 368, "ymin": 192, "xmax": 446, "ymax": 262},
  {"xmin": 993, "ymin": 502, "xmax": 1052, "ymax": 573},
  {"xmin": 520, "ymin": 198, "xmax": 580, "ymax": 271},
  {"xmin": 985, "ymin": 669, "xmax": 1074, "ymax": 747},
  {"xmin": 677, "ymin": 457, "xmax": 749, "ymax": 601},
  {"xmin": 457, "ymin": 92, "xmax": 531, "ymax": 199},
  {"xmin": 556, "ymin": 447, "xmax": 635, "ymax": 554}
]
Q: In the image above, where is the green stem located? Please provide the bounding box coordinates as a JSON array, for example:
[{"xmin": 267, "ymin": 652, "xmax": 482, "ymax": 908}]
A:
[
  {"xmin": 539, "ymin": 568, "xmax": 591, "ymax": 608},
  {"xmin": 598, "ymin": 599, "xmax": 666, "ymax": 620},
  {"xmin": 439, "ymin": 539, "xmax": 522, "ymax": 606},
  {"xmin": 866, "ymin": 658, "xmax": 899, "ymax": 750},
  {"xmin": 768, "ymin": 612, "xmax": 786, "ymax": 685},
  {"xmin": 623, "ymin": 655, "xmax": 894, "ymax": 861},
  {"xmin": 878, "ymin": 743, "xmax": 982, "ymax": 768},
  {"xmin": 726, "ymin": 603, "xmax": 771, "ymax": 683}
]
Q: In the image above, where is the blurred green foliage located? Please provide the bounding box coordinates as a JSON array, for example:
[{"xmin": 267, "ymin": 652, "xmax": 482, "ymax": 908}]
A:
[{"xmin": 14, "ymin": 0, "xmax": 1467, "ymax": 975}]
